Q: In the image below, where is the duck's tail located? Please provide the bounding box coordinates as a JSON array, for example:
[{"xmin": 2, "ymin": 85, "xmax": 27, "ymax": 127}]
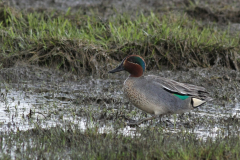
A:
[{"xmin": 191, "ymin": 96, "xmax": 213, "ymax": 108}]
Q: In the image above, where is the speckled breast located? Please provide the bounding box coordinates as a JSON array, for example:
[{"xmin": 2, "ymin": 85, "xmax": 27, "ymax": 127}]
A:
[{"xmin": 123, "ymin": 78, "xmax": 156, "ymax": 114}]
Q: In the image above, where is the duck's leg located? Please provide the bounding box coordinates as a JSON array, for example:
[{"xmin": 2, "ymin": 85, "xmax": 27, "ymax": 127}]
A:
[{"xmin": 127, "ymin": 115, "xmax": 159, "ymax": 126}]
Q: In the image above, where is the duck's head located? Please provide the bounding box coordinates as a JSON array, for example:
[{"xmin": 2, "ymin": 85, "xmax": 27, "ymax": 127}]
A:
[{"xmin": 108, "ymin": 55, "xmax": 146, "ymax": 77}]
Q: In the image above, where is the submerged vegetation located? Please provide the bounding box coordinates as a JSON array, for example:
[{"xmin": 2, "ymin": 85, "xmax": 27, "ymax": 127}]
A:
[
  {"xmin": 1, "ymin": 125, "xmax": 240, "ymax": 159},
  {"xmin": 1, "ymin": 0, "xmax": 240, "ymax": 159}
]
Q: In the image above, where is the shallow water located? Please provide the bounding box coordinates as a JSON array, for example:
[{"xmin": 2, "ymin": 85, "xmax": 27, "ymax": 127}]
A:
[{"xmin": 1, "ymin": 65, "xmax": 240, "ymax": 141}]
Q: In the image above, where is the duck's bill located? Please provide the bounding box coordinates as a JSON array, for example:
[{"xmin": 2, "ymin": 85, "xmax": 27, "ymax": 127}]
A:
[{"xmin": 108, "ymin": 64, "xmax": 124, "ymax": 73}]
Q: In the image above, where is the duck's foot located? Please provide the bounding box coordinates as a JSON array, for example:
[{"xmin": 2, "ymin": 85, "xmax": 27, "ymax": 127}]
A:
[{"xmin": 127, "ymin": 115, "xmax": 159, "ymax": 126}]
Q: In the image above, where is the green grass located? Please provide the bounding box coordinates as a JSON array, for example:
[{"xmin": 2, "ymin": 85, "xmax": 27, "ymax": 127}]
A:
[
  {"xmin": 1, "ymin": 8, "xmax": 238, "ymax": 50},
  {"xmin": 0, "ymin": 3, "xmax": 239, "ymax": 72}
]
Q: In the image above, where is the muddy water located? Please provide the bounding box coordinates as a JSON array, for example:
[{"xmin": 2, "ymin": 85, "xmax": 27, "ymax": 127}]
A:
[
  {"xmin": 0, "ymin": 64, "xmax": 240, "ymax": 140},
  {"xmin": 0, "ymin": 65, "xmax": 125, "ymax": 133}
]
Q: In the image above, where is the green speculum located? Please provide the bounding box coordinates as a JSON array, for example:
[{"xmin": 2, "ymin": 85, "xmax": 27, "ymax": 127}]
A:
[{"xmin": 173, "ymin": 94, "xmax": 189, "ymax": 100}]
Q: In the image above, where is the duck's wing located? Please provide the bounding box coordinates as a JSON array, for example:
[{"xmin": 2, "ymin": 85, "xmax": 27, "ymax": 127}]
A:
[{"xmin": 145, "ymin": 75, "xmax": 211, "ymax": 101}]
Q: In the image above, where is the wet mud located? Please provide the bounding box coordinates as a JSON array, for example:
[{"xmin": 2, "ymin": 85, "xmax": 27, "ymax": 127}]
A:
[{"xmin": 1, "ymin": 64, "xmax": 240, "ymax": 140}]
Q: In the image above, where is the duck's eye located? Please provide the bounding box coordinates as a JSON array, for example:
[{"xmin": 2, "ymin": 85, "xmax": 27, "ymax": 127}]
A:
[{"xmin": 127, "ymin": 57, "xmax": 137, "ymax": 64}]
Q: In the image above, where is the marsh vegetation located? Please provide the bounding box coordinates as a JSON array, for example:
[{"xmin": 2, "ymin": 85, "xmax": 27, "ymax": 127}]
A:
[{"xmin": 0, "ymin": 0, "xmax": 240, "ymax": 159}]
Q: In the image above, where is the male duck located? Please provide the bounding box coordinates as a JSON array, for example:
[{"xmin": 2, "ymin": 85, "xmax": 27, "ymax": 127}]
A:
[{"xmin": 109, "ymin": 55, "xmax": 212, "ymax": 125}]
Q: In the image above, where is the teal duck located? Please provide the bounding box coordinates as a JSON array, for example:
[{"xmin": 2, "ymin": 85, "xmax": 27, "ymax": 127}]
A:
[{"xmin": 109, "ymin": 55, "xmax": 212, "ymax": 125}]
